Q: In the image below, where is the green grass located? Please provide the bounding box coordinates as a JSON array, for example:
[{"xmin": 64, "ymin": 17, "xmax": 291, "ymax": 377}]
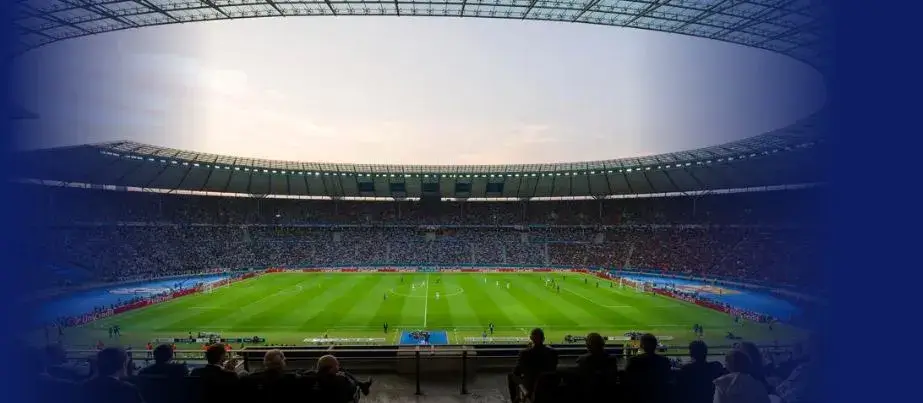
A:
[{"xmin": 65, "ymin": 272, "xmax": 804, "ymax": 348}]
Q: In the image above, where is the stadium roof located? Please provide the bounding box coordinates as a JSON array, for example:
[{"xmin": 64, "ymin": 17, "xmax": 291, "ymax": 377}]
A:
[
  {"xmin": 15, "ymin": 113, "xmax": 825, "ymax": 199},
  {"xmin": 14, "ymin": 0, "xmax": 830, "ymax": 68}
]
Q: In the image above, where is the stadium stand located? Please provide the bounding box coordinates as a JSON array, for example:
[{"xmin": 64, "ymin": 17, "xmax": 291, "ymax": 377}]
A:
[
  {"xmin": 14, "ymin": 0, "xmax": 827, "ymax": 401},
  {"xmin": 22, "ymin": 186, "xmax": 821, "ymax": 290}
]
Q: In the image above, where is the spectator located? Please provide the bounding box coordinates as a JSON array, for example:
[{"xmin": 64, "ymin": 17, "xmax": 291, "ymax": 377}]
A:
[
  {"xmin": 713, "ymin": 350, "xmax": 770, "ymax": 403},
  {"xmin": 44, "ymin": 344, "xmax": 86, "ymax": 382},
  {"xmin": 312, "ymin": 355, "xmax": 369, "ymax": 403},
  {"xmin": 190, "ymin": 344, "xmax": 240, "ymax": 403},
  {"xmin": 737, "ymin": 342, "xmax": 774, "ymax": 394},
  {"xmin": 775, "ymin": 337, "xmax": 819, "ymax": 403},
  {"xmin": 191, "ymin": 344, "xmax": 240, "ymax": 380},
  {"xmin": 25, "ymin": 347, "xmax": 76, "ymax": 403},
  {"xmin": 240, "ymin": 350, "xmax": 303, "ymax": 399},
  {"xmin": 508, "ymin": 328, "xmax": 559, "ymax": 403},
  {"xmin": 81, "ymin": 347, "xmax": 144, "ymax": 403},
  {"xmin": 676, "ymin": 341, "xmax": 726, "ymax": 403},
  {"xmin": 138, "ymin": 344, "xmax": 188, "ymax": 378},
  {"xmin": 576, "ymin": 332, "xmax": 613, "ymax": 375},
  {"xmin": 575, "ymin": 332, "xmax": 616, "ymax": 402},
  {"xmin": 624, "ymin": 333, "xmax": 672, "ymax": 403}
]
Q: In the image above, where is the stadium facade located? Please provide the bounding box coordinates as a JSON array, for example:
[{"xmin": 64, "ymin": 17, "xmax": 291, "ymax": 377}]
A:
[{"xmin": 16, "ymin": 113, "xmax": 825, "ymax": 199}]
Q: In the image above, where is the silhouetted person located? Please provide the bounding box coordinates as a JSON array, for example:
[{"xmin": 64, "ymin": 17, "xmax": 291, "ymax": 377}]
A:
[
  {"xmin": 311, "ymin": 355, "xmax": 369, "ymax": 402},
  {"xmin": 624, "ymin": 333, "xmax": 672, "ymax": 403},
  {"xmin": 190, "ymin": 344, "xmax": 240, "ymax": 403},
  {"xmin": 138, "ymin": 344, "xmax": 188, "ymax": 378},
  {"xmin": 24, "ymin": 347, "xmax": 77, "ymax": 403},
  {"xmin": 241, "ymin": 350, "xmax": 304, "ymax": 400},
  {"xmin": 737, "ymin": 341, "xmax": 774, "ymax": 394},
  {"xmin": 575, "ymin": 332, "xmax": 617, "ymax": 401},
  {"xmin": 190, "ymin": 344, "xmax": 240, "ymax": 381},
  {"xmin": 44, "ymin": 344, "xmax": 86, "ymax": 382},
  {"xmin": 676, "ymin": 340, "xmax": 726, "ymax": 403},
  {"xmin": 713, "ymin": 350, "xmax": 770, "ymax": 403},
  {"xmin": 81, "ymin": 348, "xmax": 144, "ymax": 403},
  {"xmin": 508, "ymin": 328, "xmax": 559, "ymax": 403}
]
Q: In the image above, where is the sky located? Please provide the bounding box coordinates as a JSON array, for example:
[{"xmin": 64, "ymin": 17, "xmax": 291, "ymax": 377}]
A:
[{"xmin": 12, "ymin": 17, "xmax": 826, "ymax": 165}]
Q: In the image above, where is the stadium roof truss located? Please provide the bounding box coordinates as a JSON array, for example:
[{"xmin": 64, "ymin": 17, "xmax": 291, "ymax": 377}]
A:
[
  {"xmin": 13, "ymin": 0, "xmax": 830, "ymax": 68},
  {"xmin": 16, "ymin": 113, "xmax": 825, "ymax": 199}
]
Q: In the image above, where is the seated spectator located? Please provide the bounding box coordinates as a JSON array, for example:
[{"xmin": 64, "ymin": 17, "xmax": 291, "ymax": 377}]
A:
[
  {"xmin": 190, "ymin": 344, "xmax": 241, "ymax": 403},
  {"xmin": 737, "ymin": 342, "xmax": 774, "ymax": 394},
  {"xmin": 25, "ymin": 347, "xmax": 77, "ymax": 403},
  {"xmin": 714, "ymin": 350, "xmax": 770, "ymax": 403},
  {"xmin": 81, "ymin": 347, "xmax": 144, "ymax": 403},
  {"xmin": 138, "ymin": 344, "xmax": 188, "ymax": 378},
  {"xmin": 310, "ymin": 355, "xmax": 371, "ymax": 403},
  {"xmin": 574, "ymin": 332, "xmax": 617, "ymax": 401},
  {"xmin": 241, "ymin": 350, "xmax": 304, "ymax": 400},
  {"xmin": 576, "ymin": 332, "xmax": 613, "ymax": 374},
  {"xmin": 44, "ymin": 344, "xmax": 86, "ymax": 382},
  {"xmin": 624, "ymin": 333, "xmax": 672, "ymax": 403},
  {"xmin": 507, "ymin": 328, "xmax": 559, "ymax": 403},
  {"xmin": 190, "ymin": 344, "xmax": 240, "ymax": 380},
  {"xmin": 775, "ymin": 337, "xmax": 819, "ymax": 403},
  {"xmin": 676, "ymin": 340, "xmax": 726, "ymax": 403}
]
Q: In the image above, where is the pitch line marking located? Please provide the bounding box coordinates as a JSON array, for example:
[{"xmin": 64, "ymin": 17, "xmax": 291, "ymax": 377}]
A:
[
  {"xmin": 389, "ymin": 286, "xmax": 465, "ymax": 299},
  {"xmin": 562, "ymin": 288, "xmax": 632, "ymax": 308}
]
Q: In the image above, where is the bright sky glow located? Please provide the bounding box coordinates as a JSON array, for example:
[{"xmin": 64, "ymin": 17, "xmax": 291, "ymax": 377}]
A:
[{"xmin": 13, "ymin": 17, "xmax": 826, "ymax": 165}]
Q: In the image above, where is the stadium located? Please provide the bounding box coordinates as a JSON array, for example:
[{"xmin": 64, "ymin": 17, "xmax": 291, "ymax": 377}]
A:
[{"xmin": 12, "ymin": 1, "xmax": 828, "ymax": 403}]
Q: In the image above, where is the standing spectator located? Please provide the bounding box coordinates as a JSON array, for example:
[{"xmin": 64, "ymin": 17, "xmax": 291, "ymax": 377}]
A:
[
  {"xmin": 624, "ymin": 333, "xmax": 672, "ymax": 403},
  {"xmin": 507, "ymin": 328, "xmax": 559, "ymax": 403},
  {"xmin": 713, "ymin": 350, "xmax": 770, "ymax": 403},
  {"xmin": 81, "ymin": 347, "xmax": 144, "ymax": 403},
  {"xmin": 676, "ymin": 341, "xmax": 726, "ymax": 403}
]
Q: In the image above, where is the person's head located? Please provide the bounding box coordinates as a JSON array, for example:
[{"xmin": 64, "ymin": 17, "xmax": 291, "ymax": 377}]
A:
[
  {"xmin": 736, "ymin": 342, "xmax": 764, "ymax": 370},
  {"xmin": 688, "ymin": 340, "xmax": 708, "ymax": 362},
  {"xmin": 530, "ymin": 328, "xmax": 545, "ymax": 346},
  {"xmin": 585, "ymin": 333, "xmax": 605, "ymax": 354},
  {"xmin": 316, "ymin": 355, "xmax": 339, "ymax": 375},
  {"xmin": 96, "ymin": 348, "xmax": 128, "ymax": 378},
  {"xmin": 204, "ymin": 344, "xmax": 227, "ymax": 365},
  {"xmin": 724, "ymin": 350, "xmax": 752, "ymax": 374},
  {"xmin": 639, "ymin": 333, "xmax": 658, "ymax": 354},
  {"xmin": 153, "ymin": 344, "xmax": 174, "ymax": 364},
  {"xmin": 263, "ymin": 350, "xmax": 285, "ymax": 371}
]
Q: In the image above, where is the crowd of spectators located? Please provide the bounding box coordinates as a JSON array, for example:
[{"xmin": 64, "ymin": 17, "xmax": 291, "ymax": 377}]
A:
[
  {"xmin": 507, "ymin": 329, "xmax": 818, "ymax": 403},
  {"xmin": 20, "ymin": 186, "xmax": 820, "ymax": 290},
  {"xmin": 30, "ymin": 343, "xmax": 373, "ymax": 403},
  {"xmin": 34, "ymin": 225, "xmax": 820, "ymax": 290},
  {"xmin": 21, "ymin": 186, "xmax": 819, "ymax": 227},
  {"xmin": 28, "ymin": 330, "xmax": 817, "ymax": 403}
]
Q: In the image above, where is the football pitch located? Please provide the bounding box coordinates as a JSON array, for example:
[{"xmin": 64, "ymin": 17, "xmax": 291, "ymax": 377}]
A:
[{"xmin": 70, "ymin": 272, "xmax": 801, "ymax": 347}]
